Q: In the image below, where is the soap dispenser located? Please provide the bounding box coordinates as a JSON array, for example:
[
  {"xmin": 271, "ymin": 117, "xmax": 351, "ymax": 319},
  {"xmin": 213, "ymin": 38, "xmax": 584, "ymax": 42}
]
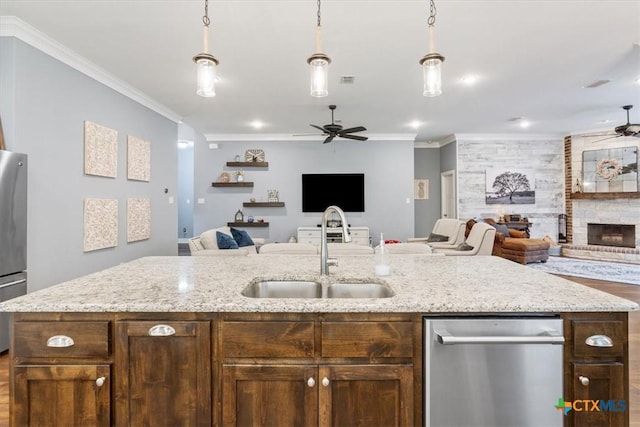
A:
[{"xmin": 375, "ymin": 233, "xmax": 390, "ymax": 276}]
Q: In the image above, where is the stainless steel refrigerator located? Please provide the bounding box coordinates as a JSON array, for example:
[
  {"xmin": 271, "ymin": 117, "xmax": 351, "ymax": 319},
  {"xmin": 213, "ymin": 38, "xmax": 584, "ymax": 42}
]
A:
[{"xmin": 0, "ymin": 150, "xmax": 28, "ymax": 352}]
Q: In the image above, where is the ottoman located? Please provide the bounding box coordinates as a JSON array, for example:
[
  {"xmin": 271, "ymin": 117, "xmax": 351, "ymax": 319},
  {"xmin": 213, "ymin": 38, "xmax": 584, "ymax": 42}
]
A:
[{"xmin": 500, "ymin": 238, "xmax": 550, "ymax": 264}]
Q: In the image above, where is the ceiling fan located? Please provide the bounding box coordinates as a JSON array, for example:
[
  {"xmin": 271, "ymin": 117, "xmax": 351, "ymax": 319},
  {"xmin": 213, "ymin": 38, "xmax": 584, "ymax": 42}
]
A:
[
  {"xmin": 307, "ymin": 105, "xmax": 368, "ymax": 144},
  {"xmin": 592, "ymin": 105, "xmax": 640, "ymax": 142}
]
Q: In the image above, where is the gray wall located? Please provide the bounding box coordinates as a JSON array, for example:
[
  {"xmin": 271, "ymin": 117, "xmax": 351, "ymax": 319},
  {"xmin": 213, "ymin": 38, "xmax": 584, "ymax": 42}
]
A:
[
  {"xmin": 413, "ymin": 148, "xmax": 441, "ymax": 238},
  {"xmin": 456, "ymin": 136, "xmax": 565, "ymax": 239},
  {"xmin": 440, "ymin": 140, "xmax": 457, "ymax": 173},
  {"xmin": 1, "ymin": 37, "xmax": 178, "ymax": 292},
  {"xmin": 193, "ymin": 139, "xmax": 415, "ymax": 246},
  {"xmin": 177, "ymin": 124, "xmax": 195, "ymax": 240}
]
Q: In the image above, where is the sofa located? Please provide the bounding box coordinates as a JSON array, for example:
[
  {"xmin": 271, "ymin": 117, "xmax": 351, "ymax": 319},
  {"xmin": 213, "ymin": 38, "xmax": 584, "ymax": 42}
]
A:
[
  {"xmin": 188, "ymin": 226, "xmax": 265, "ymax": 256},
  {"xmin": 467, "ymin": 218, "xmax": 549, "ymax": 264}
]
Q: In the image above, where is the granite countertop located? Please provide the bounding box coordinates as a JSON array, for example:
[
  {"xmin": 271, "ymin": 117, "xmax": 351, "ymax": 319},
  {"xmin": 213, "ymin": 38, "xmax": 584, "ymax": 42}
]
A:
[{"xmin": 0, "ymin": 255, "xmax": 637, "ymax": 313}]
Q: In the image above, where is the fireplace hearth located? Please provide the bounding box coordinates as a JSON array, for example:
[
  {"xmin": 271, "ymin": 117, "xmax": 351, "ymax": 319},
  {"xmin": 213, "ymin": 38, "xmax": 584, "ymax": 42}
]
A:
[{"xmin": 587, "ymin": 223, "xmax": 636, "ymax": 248}]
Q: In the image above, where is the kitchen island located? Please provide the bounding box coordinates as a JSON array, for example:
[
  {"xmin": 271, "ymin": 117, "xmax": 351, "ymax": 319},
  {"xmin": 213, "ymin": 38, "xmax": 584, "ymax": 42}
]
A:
[{"xmin": 1, "ymin": 255, "xmax": 637, "ymax": 426}]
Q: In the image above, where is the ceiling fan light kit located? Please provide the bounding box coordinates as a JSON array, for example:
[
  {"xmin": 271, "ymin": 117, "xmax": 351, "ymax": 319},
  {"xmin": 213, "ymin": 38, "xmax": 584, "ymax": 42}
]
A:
[
  {"xmin": 420, "ymin": 0, "xmax": 445, "ymax": 97},
  {"xmin": 193, "ymin": 0, "xmax": 219, "ymax": 98},
  {"xmin": 307, "ymin": 0, "xmax": 331, "ymax": 98}
]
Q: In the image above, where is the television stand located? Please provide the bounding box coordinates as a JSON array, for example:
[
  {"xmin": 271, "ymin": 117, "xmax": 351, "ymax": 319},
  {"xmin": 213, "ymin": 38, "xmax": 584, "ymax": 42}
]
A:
[{"xmin": 297, "ymin": 226, "xmax": 370, "ymax": 246}]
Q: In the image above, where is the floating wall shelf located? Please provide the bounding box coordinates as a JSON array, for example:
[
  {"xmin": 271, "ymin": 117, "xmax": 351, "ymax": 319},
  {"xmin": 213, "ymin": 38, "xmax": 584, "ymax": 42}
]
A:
[
  {"xmin": 242, "ymin": 202, "xmax": 285, "ymax": 208},
  {"xmin": 571, "ymin": 192, "xmax": 640, "ymax": 200},
  {"xmin": 212, "ymin": 182, "xmax": 254, "ymax": 188},
  {"xmin": 227, "ymin": 222, "xmax": 269, "ymax": 227},
  {"xmin": 226, "ymin": 162, "xmax": 269, "ymax": 167}
]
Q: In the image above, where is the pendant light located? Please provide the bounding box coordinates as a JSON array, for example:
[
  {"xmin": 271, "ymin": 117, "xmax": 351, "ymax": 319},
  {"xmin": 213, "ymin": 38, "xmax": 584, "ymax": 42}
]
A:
[
  {"xmin": 193, "ymin": 0, "xmax": 219, "ymax": 97},
  {"xmin": 419, "ymin": 0, "xmax": 445, "ymax": 97},
  {"xmin": 307, "ymin": 0, "xmax": 331, "ymax": 97}
]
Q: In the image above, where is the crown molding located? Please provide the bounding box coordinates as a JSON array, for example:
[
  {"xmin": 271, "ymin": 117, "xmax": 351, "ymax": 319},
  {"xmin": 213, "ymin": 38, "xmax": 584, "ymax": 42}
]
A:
[
  {"xmin": 204, "ymin": 133, "xmax": 416, "ymax": 142},
  {"xmin": 454, "ymin": 133, "xmax": 564, "ymax": 141},
  {"xmin": 414, "ymin": 134, "xmax": 456, "ymax": 148},
  {"xmin": 0, "ymin": 16, "xmax": 181, "ymax": 123}
]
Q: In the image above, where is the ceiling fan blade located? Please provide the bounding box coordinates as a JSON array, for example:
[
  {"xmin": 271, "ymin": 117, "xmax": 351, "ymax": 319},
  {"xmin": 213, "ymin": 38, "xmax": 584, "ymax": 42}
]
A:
[
  {"xmin": 338, "ymin": 126, "xmax": 366, "ymax": 135},
  {"xmin": 591, "ymin": 134, "xmax": 622, "ymax": 143},
  {"xmin": 310, "ymin": 124, "xmax": 327, "ymax": 133},
  {"xmin": 293, "ymin": 133, "xmax": 325, "ymax": 136},
  {"xmin": 340, "ymin": 134, "xmax": 368, "ymax": 141},
  {"xmin": 323, "ymin": 135, "xmax": 335, "ymax": 144}
]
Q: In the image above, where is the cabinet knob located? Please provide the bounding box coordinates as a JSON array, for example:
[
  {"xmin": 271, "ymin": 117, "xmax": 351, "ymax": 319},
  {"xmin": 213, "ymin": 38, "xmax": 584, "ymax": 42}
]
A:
[
  {"xmin": 585, "ymin": 334, "xmax": 613, "ymax": 348},
  {"xmin": 307, "ymin": 377, "xmax": 315, "ymax": 387},
  {"xmin": 322, "ymin": 377, "xmax": 330, "ymax": 387},
  {"xmin": 148, "ymin": 324, "xmax": 176, "ymax": 336},
  {"xmin": 579, "ymin": 375, "xmax": 590, "ymax": 386},
  {"xmin": 96, "ymin": 376, "xmax": 106, "ymax": 387},
  {"xmin": 46, "ymin": 335, "xmax": 75, "ymax": 348}
]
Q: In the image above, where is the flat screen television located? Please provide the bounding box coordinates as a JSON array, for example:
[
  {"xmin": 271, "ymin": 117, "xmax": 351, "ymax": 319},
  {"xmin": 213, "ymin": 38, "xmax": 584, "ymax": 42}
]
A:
[{"xmin": 302, "ymin": 173, "xmax": 365, "ymax": 212}]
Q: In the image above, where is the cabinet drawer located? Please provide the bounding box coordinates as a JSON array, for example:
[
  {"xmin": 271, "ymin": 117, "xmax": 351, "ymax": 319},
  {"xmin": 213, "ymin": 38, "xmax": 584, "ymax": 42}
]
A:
[
  {"xmin": 572, "ymin": 320, "xmax": 625, "ymax": 359},
  {"xmin": 14, "ymin": 321, "xmax": 110, "ymax": 358},
  {"xmin": 222, "ymin": 321, "xmax": 314, "ymax": 358},
  {"xmin": 350, "ymin": 230, "xmax": 367, "ymax": 238},
  {"xmin": 298, "ymin": 230, "xmax": 318, "ymax": 238},
  {"xmin": 321, "ymin": 322, "xmax": 413, "ymax": 358}
]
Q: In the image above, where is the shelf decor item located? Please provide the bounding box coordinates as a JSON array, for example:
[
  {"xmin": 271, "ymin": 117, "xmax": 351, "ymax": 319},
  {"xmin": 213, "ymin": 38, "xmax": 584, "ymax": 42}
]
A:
[
  {"xmin": 218, "ymin": 171, "xmax": 231, "ymax": 183},
  {"xmin": 234, "ymin": 209, "xmax": 244, "ymax": 222},
  {"xmin": 245, "ymin": 149, "xmax": 265, "ymax": 162},
  {"xmin": 267, "ymin": 189, "xmax": 279, "ymax": 202},
  {"xmin": 235, "ymin": 170, "xmax": 244, "ymax": 182}
]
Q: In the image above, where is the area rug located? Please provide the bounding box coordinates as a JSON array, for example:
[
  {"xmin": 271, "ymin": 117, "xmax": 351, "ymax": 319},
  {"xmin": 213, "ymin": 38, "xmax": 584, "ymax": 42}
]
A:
[{"xmin": 527, "ymin": 256, "xmax": 640, "ymax": 286}]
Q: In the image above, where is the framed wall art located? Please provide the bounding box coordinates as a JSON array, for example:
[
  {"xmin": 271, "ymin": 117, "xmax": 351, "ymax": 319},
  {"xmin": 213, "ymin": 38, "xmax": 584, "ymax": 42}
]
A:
[
  {"xmin": 485, "ymin": 169, "xmax": 536, "ymax": 204},
  {"xmin": 84, "ymin": 121, "xmax": 117, "ymax": 178}
]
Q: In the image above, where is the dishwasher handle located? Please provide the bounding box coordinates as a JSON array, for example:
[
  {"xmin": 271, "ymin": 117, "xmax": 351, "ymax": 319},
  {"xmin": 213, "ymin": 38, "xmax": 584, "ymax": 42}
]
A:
[{"xmin": 434, "ymin": 328, "xmax": 565, "ymax": 345}]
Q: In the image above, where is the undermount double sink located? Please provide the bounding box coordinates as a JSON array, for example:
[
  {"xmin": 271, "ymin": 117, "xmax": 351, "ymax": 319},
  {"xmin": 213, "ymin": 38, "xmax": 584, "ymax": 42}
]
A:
[{"xmin": 242, "ymin": 279, "xmax": 395, "ymax": 299}]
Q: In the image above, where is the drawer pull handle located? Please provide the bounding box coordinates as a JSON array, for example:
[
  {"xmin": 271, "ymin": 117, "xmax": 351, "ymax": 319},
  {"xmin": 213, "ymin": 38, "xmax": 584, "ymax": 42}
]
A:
[
  {"xmin": 322, "ymin": 377, "xmax": 330, "ymax": 387},
  {"xmin": 148, "ymin": 324, "xmax": 176, "ymax": 336},
  {"xmin": 96, "ymin": 377, "xmax": 106, "ymax": 387},
  {"xmin": 579, "ymin": 375, "xmax": 590, "ymax": 386},
  {"xmin": 585, "ymin": 334, "xmax": 613, "ymax": 348},
  {"xmin": 46, "ymin": 335, "xmax": 74, "ymax": 348},
  {"xmin": 307, "ymin": 377, "xmax": 315, "ymax": 387}
]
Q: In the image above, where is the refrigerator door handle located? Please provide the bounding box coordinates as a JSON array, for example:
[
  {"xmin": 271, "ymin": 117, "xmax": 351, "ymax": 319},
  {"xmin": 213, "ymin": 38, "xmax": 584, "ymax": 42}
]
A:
[{"xmin": 0, "ymin": 278, "xmax": 27, "ymax": 290}]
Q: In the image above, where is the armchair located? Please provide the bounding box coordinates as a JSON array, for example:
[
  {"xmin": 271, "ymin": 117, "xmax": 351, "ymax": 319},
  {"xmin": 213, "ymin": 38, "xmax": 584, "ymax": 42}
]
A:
[
  {"xmin": 408, "ymin": 218, "xmax": 466, "ymax": 249},
  {"xmin": 432, "ymin": 222, "xmax": 496, "ymax": 256}
]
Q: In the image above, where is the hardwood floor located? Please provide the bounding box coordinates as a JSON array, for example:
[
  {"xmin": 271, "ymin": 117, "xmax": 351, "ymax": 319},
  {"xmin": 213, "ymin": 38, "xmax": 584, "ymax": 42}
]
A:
[{"xmin": 0, "ymin": 275, "xmax": 637, "ymax": 426}]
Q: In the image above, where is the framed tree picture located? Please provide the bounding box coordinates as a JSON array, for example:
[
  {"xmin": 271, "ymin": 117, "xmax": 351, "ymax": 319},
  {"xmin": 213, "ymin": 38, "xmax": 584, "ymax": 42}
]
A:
[{"xmin": 485, "ymin": 169, "xmax": 535, "ymax": 204}]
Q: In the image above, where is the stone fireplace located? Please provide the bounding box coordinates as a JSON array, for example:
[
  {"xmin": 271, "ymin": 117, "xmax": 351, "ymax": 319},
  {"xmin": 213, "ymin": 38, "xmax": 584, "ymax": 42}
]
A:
[{"xmin": 587, "ymin": 223, "xmax": 636, "ymax": 248}]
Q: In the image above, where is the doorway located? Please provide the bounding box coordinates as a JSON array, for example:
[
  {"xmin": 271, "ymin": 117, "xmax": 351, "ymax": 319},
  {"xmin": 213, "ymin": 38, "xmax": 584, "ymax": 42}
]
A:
[{"xmin": 440, "ymin": 170, "xmax": 456, "ymax": 219}]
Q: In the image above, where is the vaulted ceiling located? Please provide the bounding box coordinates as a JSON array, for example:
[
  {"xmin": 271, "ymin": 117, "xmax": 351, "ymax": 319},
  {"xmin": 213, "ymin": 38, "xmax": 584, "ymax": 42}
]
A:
[{"xmin": 1, "ymin": 1, "xmax": 639, "ymax": 142}]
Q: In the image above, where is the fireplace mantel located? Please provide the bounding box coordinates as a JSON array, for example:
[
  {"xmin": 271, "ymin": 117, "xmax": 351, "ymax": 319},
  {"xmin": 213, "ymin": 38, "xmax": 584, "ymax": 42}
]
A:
[{"xmin": 571, "ymin": 192, "xmax": 640, "ymax": 200}]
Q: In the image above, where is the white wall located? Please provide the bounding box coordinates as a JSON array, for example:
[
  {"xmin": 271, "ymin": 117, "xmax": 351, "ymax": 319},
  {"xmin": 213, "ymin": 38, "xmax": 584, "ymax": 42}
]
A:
[
  {"xmin": 1, "ymin": 37, "xmax": 178, "ymax": 292},
  {"xmin": 456, "ymin": 135, "xmax": 565, "ymax": 239},
  {"xmin": 193, "ymin": 139, "xmax": 415, "ymax": 245}
]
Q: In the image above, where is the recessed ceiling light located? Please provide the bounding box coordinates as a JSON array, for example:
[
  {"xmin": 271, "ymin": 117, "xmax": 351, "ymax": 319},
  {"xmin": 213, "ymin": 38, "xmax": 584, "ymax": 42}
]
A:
[
  {"xmin": 519, "ymin": 120, "xmax": 531, "ymax": 129},
  {"xmin": 249, "ymin": 120, "xmax": 264, "ymax": 129},
  {"xmin": 636, "ymin": 77, "xmax": 640, "ymax": 85},
  {"xmin": 461, "ymin": 75, "xmax": 478, "ymax": 86},
  {"xmin": 599, "ymin": 119, "xmax": 612, "ymax": 124},
  {"xmin": 408, "ymin": 120, "xmax": 422, "ymax": 129}
]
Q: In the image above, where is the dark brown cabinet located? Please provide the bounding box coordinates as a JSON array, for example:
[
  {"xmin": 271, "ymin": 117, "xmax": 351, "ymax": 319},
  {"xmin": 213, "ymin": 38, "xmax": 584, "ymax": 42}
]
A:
[
  {"xmin": 115, "ymin": 320, "xmax": 212, "ymax": 426},
  {"xmin": 219, "ymin": 314, "xmax": 416, "ymax": 426},
  {"xmin": 13, "ymin": 364, "xmax": 110, "ymax": 426},
  {"xmin": 563, "ymin": 313, "xmax": 629, "ymax": 427}
]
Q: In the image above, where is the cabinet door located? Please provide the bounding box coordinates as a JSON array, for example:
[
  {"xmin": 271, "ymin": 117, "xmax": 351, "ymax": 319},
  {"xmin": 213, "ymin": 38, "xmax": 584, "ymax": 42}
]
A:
[
  {"xmin": 115, "ymin": 321, "xmax": 211, "ymax": 426},
  {"xmin": 222, "ymin": 365, "xmax": 317, "ymax": 427},
  {"xmin": 13, "ymin": 364, "xmax": 110, "ymax": 427},
  {"xmin": 319, "ymin": 365, "xmax": 413, "ymax": 427},
  {"xmin": 571, "ymin": 362, "xmax": 626, "ymax": 427}
]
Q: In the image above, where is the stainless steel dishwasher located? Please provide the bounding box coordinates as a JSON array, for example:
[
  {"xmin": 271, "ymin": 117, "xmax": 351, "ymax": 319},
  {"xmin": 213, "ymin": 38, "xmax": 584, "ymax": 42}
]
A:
[{"xmin": 424, "ymin": 316, "xmax": 564, "ymax": 427}]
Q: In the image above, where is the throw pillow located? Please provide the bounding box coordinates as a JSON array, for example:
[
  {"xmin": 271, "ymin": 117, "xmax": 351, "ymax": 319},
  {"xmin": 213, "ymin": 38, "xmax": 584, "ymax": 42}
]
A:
[
  {"xmin": 216, "ymin": 231, "xmax": 239, "ymax": 249},
  {"xmin": 492, "ymin": 223, "xmax": 511, "ymax": 237},
  {"xmin": 231, "ymin": 227, "xmax": 255, "ymax": 247},
  {"xmin": 427, "ymin": 232, "xmax": 449, "ymax": 242},
  {"xmin": 455, "ymin": 242, "xmax": 474, "ymax": 251}
]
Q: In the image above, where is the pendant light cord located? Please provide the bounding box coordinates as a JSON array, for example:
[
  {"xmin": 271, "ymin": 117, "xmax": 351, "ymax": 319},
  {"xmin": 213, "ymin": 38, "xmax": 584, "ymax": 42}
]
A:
[
  {"xmin": 203, "ymin": 0, "xmax": 210, "ymax": 27},
  {"xmin": 317, "ymin": 0, "xmax": 322, "ymax": 27},
  {"xmin": 428, "ymin": 0, "xmax": 436, "ymax": 26}
]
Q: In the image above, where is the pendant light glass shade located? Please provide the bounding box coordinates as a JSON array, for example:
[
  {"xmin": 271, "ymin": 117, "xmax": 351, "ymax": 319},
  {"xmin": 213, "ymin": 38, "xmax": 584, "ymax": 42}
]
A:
[
  {"xmin": 420, "ymin": 53, "xmax": 444, "ymax": 97},
  {"xmin": 308, "ymin": 53, "xmax": 330, "ymax": 97},
  {"xmin": 194, "ymin": 54, "xmax": 218, "ymax": 97}
]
